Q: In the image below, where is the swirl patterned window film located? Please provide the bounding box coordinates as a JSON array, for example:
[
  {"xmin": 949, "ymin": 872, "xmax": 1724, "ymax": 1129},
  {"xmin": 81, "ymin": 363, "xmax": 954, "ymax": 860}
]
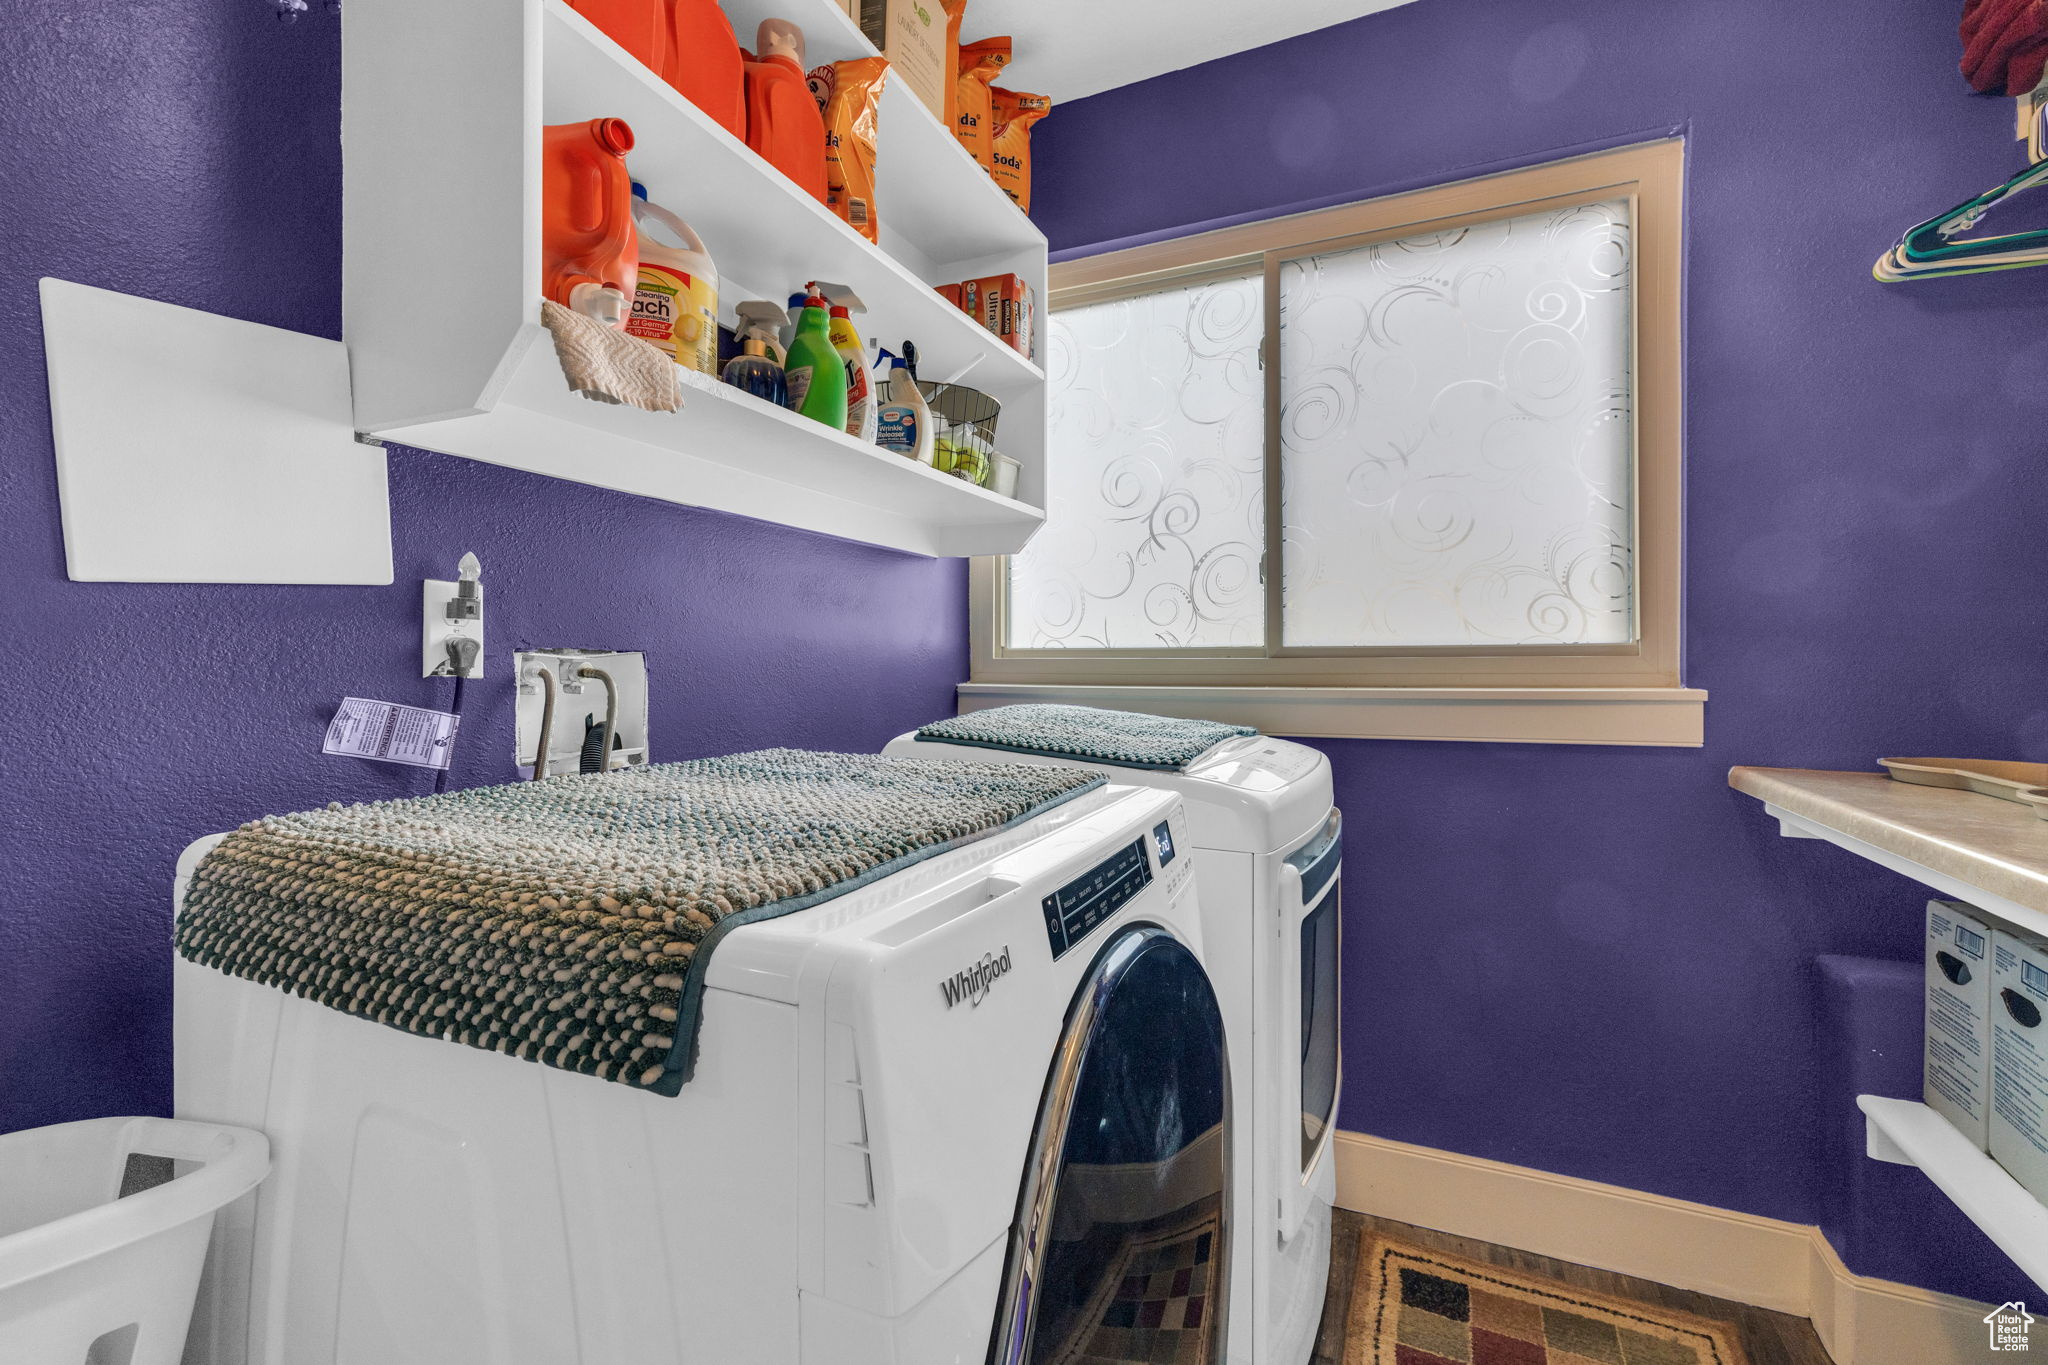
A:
[
  {"xmin": 1005, "ymin": 275, "xmax": 1266, "ymax": 650},
  {"xmin": 1279, "ymin": 199, "xmax": 1635, "ymax": 648},
  {"xmin": 974, "ymin": 142, "xmax": 1689, "ymax": 743}
]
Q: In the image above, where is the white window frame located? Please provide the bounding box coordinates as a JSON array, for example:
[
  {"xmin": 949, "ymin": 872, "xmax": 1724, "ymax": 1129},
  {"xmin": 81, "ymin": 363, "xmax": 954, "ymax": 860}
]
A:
[{"xmin": 967, "ymin": 139, "xmax": 1702, "ymax": 746}]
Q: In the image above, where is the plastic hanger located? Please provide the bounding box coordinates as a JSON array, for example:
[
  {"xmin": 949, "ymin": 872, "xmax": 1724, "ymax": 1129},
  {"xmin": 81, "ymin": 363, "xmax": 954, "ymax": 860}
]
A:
[
  {"xmin": 1875, "ymin": 158, "xmax": 2048, "ymax": 280},
  {"xmin": 1877, "ymin": 81, "xmax": 2048, "ymax": 280}
]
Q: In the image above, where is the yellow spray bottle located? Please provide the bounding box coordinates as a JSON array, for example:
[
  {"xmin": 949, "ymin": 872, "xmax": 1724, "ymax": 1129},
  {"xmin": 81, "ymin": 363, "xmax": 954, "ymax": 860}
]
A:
[{"xmin": 819, "ymin": 283, "xmax": 876, "ymax": 443}]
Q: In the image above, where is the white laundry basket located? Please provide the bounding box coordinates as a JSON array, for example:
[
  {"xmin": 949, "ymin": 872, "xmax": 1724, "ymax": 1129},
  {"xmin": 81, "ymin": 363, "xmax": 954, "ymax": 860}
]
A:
[{"xmin": 0, "ymin": 1116, "xmax": 269, "ymax": 1365}]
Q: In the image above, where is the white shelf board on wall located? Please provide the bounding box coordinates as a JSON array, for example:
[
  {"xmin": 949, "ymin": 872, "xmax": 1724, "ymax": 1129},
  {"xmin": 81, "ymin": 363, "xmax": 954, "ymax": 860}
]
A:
[
  {"xmin": 341, "ymin": 0, "xmax": 1049, "ymax": 558},
  {"xmin": 1730, "ymin": 767, "xmax": 2048, "ymax": 941},
  {"xmin": 1860, "ymin": 1095, "xmax": 2048, "ymax": 1290},
  {"xmin": 374, "ymin": 355, "xmax": 1042, "ymax": 558},
  {"xmin": 40, "ymin": 278, "xmax": 392, "ymax": 585}
]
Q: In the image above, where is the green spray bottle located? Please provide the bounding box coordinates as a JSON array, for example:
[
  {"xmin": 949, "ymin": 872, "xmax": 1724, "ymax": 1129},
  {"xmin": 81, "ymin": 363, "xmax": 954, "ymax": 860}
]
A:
[{"xmin": 781, "ymin": 283, "xmax": 848, "ymax": 431}]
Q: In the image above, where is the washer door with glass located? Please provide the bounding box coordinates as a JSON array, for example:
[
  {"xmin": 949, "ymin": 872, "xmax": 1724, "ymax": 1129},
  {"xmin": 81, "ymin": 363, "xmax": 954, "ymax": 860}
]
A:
[{"xmin": 990, "ymin": 926, "xmax": 1231, "ymax": 1365}]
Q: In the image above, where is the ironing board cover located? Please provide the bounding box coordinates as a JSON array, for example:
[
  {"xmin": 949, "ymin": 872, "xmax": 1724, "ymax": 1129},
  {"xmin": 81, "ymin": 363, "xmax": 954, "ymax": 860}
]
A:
[
  {"xmin": 175, "ymin": 748, "xmax": 1103, "ymax": 1095},
  {"xmin": 914, "ymin": 704, "xmax": 1256, "ymax": 771}
]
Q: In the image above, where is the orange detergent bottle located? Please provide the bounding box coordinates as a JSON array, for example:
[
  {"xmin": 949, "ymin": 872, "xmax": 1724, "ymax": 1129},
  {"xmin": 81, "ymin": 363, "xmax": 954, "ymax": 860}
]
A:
[
  {"xmin": 745, "ymin": 20, "xmax": 829, "ymax": 204},
  {"xmin": 665, "ymin": 0, "xmax": 746, "ymax": 141},
  {"xmin": 567, "ymin": 0, "xmax": 667, "ymax": 72},
  {"xmin": 541, "ymin": 119, "xmax": 640, "ymax": 328}
]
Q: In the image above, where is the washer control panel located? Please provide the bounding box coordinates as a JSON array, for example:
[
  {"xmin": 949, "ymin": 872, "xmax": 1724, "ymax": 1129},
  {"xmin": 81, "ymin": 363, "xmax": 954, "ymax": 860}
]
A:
[{"xmin": 1041, "ymin": 838, "xmax": 1152, "ymax": 960}]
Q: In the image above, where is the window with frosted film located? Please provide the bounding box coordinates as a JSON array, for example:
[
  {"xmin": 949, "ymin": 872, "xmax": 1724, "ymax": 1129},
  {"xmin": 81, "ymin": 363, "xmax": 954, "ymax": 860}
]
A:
[
  {"xmin": 1005, "ymin": 275, "xmax": 1265, "ymax": 649},
  {"xmin": 1279, "ymin": 199, "xmax": 1635, "ymax": 648}
]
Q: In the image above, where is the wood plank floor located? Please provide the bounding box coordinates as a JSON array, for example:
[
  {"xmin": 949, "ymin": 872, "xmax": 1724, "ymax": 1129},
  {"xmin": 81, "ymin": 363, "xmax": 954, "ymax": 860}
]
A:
[{"xmin": 1311, "ymin": 1209, "xmax": 1838, "ymax": 1365}]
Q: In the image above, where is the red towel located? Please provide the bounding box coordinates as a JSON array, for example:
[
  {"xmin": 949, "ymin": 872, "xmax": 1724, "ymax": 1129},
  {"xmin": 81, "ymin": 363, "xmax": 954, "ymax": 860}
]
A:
[{"xmin": 1961, "ymin": 0, "xmax": 2048, "ymax": 94}]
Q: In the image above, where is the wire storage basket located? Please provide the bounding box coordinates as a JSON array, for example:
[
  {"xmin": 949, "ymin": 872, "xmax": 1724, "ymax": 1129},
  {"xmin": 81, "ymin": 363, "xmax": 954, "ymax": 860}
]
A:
[{"xmin": 917, "ymin": 382, "xmax": 999, "ymax": 487}]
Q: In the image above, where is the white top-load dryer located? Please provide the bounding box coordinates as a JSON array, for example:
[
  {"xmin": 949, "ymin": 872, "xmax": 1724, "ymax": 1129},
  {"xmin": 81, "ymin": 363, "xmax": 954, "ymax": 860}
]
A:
[
  {"xmin": 885, "ymin": 726, "xmax": 1341, "ymax": 1365},
  {"xmin": 174, "ymin": 782, "xmax": 1236, "ymax": 1365}
]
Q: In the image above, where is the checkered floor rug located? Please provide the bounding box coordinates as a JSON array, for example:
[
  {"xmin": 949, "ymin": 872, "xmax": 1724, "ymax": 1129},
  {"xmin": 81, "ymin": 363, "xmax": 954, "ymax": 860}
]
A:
[
  {"xmin": 1345, "ymin": 1231, "xmax": 1750, "ymax": 1365},
  {"xmin": 1048, "ymin": 1204, "xmax": 1222, "ymax": 1365}
]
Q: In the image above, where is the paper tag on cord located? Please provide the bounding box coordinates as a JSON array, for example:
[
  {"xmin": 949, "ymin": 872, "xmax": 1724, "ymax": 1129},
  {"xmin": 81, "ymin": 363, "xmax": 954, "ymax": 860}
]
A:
[{"xmin": 323, "ymin": 697, "xmax": 460, "ymax": 771}]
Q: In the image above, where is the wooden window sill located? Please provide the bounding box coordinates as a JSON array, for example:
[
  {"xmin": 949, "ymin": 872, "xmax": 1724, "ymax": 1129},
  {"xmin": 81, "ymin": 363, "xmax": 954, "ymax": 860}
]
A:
[{"xmin": 955, "ymin": 683, "xmax": 1706, "ymax": 747}]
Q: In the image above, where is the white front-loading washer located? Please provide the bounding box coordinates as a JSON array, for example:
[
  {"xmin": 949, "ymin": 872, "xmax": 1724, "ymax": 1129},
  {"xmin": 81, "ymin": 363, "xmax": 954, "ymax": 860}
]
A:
[
  {"xmin": 173, "ymin": 781, "xmax": 1233, "ymax": 1365},
  {"xmin": 885, "ymin": 725, "xmax": 1341, "ymax": 1365}
]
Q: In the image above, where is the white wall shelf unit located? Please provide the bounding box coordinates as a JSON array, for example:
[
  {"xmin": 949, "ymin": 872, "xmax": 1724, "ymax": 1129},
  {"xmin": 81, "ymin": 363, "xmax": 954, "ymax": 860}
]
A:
[
  {"xmin": 1732, "ymin": 767, "xmax": 2048, "ymax": 1286},
  {"xmin": 1859, "ymin": 1096, "xmax": 2048, "ymax": 1290},
  {"xmin": 342, "ymin": 0, "xmax": 1048, "ymax": 558}
]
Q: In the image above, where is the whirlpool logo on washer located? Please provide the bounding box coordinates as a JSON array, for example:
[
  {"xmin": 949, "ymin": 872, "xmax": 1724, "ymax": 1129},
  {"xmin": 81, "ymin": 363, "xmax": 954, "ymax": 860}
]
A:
[{"xmin": 939, "ymin": 947, "xmax": 1013, "ymax": 1008}]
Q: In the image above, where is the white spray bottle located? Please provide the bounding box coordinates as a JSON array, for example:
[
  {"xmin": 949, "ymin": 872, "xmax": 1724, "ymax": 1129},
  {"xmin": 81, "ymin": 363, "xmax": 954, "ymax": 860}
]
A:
[{"xmin": 875, "ymin": 348, "xmax": 935, "ymax": 465}]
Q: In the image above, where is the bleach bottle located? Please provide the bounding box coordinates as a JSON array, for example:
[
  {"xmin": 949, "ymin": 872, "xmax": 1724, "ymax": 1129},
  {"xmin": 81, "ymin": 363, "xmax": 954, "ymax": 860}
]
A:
[{"xmin": 625, "ymin": 183, "xmax": 719, "ymax": 375}]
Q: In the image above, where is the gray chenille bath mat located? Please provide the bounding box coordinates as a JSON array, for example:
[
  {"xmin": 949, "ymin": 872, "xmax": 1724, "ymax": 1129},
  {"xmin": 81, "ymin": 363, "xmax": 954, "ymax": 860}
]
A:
[
  {"xmin": 175, "ymin": 748, "xmax": 1104, "ymax": 1094},
  {"xmin": 915, "ymin": 703, "xmax": 1255, "ymax": 771}
]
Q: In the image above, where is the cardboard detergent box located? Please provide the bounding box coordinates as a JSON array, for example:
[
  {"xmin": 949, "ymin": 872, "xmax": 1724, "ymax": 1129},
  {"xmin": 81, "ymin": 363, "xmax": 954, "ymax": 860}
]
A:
[
  {"xmin": 1991, "ymin": 927, "xmax": 2048, "ymax": 1203},
  {"xmin": 858, "ymin": 0, "xmax": 946, "ymax": 120},
  {"xmin": 1924, "ymin": 900, "xmax": 1994, "ymax": 1147},
  {"xmin": 962, "ymin": 273, "xmax": 1035, "ymax": 360}
]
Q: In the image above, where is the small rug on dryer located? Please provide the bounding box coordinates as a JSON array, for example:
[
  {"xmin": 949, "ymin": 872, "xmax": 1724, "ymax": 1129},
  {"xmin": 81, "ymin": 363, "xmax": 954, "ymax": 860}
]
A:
[
  {"xmin": 915, "ymin": 703, "xmax": 1254, "ymax": 771},
  {"xmin": 175, "ymin": 749, "xmax": 1103, "ymax": 1095},
  {"xmin": 1346, "ymin": 1231, "xmax": 1750, "ymax": 1365}
]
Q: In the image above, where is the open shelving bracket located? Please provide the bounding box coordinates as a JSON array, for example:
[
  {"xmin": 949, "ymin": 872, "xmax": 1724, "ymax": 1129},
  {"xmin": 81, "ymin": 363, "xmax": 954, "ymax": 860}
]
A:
[
  {"xmin": 1858, "ymin": 1095, "xmax": 2048, "ymax": 1289},
  {"xmin": 1758, "ymin": 800, "xmax": 2048, "ymax": 940}
]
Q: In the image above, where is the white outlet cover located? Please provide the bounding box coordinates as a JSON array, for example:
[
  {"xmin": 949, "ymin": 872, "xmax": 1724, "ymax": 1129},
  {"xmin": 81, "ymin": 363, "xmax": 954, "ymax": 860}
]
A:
[
  {"xmin": 422, "ymin": 578, "xmax": 486, "ymax": 678},
  {"xmin": 40, "ymin": 277, "xmax": 392, "ymax": 584}
]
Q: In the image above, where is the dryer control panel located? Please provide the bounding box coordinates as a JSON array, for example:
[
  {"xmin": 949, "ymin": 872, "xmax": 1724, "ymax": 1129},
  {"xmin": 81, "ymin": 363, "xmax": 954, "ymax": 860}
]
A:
[{"xmin": 1040, "ymin": 837, "xmax": 1153, "ymax": 960}]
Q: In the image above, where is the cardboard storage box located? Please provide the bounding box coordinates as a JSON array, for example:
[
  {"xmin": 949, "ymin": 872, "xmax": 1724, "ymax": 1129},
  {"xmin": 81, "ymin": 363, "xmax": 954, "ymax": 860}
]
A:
[
  {"xmin": 859, "ymin": 0, "xmax": 947, "ymax": 121},
  {"xmin": 1991, "ymin": 927, "xmax": 2048, "ymax": 1203},
  {"xmin": 966, "ymin": 273, "xmax": 1034, "ymax": 360},
  {"xmin": 1925, "ymin": 900, "xmax": 1994, "ymax": 1147}
]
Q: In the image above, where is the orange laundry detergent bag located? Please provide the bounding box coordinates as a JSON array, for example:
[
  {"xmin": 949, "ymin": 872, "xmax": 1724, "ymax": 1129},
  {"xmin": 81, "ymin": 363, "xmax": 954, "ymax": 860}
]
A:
[
  {"xmin": 988, "ymin": 87, "xmax": 1050, "ymax": 211},
  {"xmin": 541, "ymin": 118, "xmax": 640, "ymax": 327},
  {"xmin": 953, "ymin": 36, "xmax": 1011, "ymax": 169},
  {"xmin": 664, "ymin": 0, "xmax": 746, "ymax": 140},
  {"xmin": 941, "ymin": 0, "xmax": 967, "ymax": 134},
  {"xmin": 821, "ymin": 58, "xmax": 890, "ymax": 242}
]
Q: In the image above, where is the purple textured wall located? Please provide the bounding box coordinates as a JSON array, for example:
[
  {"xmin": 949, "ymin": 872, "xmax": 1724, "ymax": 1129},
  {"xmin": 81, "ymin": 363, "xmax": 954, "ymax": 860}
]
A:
[
  {"xmin": 5, "ymin": 0, "xmax": 2043, "ymax": 1315},
  {"xmin": 1035, "ymin": 0, "xmax": 2047, "ymax": 1303},
  {"xmin": 0, "ymin": 5, "xmax": 965, "ymax": 1137}
]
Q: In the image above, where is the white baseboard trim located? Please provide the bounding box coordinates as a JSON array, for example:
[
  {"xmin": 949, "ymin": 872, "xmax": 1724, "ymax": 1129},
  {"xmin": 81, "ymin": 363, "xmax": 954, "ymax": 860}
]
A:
[{"xmin": 1333, "ymin": 1129, "xmax": 1997, "ymax": 1365}]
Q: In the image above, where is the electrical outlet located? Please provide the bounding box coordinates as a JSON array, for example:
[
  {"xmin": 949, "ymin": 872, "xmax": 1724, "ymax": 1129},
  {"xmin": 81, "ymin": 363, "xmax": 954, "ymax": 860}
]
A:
[{"xmin": 423, "ymin": 553, "xmax": 485, "ymax": 678}]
